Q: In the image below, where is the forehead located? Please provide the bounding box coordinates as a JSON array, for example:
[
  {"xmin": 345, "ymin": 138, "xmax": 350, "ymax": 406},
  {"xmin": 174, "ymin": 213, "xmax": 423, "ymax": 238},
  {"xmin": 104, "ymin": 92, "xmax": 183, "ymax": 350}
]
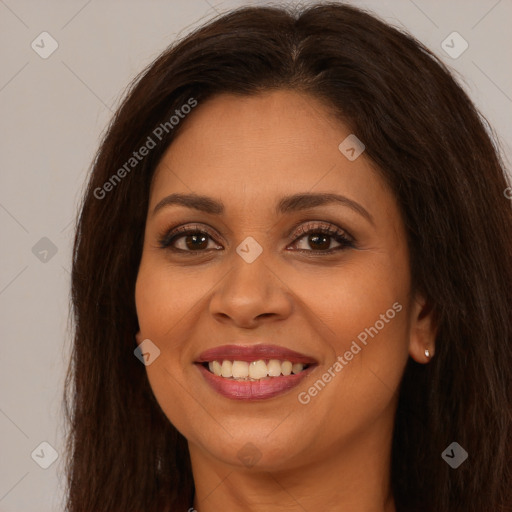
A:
[{"xmin": 150, "ymin": 90, "xmax": 391, "ymax": 217}]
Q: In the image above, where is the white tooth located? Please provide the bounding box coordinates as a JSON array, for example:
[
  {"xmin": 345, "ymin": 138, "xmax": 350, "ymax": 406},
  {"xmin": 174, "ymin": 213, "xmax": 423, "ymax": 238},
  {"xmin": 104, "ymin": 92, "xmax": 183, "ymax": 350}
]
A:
[
  {"xmin": 212, "ymin": 360, "xmax": 222, "ymax": 376},
  {"xmin": 221, "ymin": 360, "xmax": 233, "ymax": 378},
  {"xmin": 232, "ymin": 360, "xmax": 249, "ymax": 378},
  {"xmin": 267, "ymin": 359, "xmax": 282, "ymax": 377},
  {"xmin": 249, "ymin": 360, "xmax": 268, "ymax": 379},
  {"xmin": 281, "ymin": 360, "xmax": 292, "ymax": 376},
  {"xmin": 208, "ymin": 361, "xmax": 214, "ymax": 373},
  {"xmin": 292, "ymin": 363, "xmax": 304, "ymax": 374}
]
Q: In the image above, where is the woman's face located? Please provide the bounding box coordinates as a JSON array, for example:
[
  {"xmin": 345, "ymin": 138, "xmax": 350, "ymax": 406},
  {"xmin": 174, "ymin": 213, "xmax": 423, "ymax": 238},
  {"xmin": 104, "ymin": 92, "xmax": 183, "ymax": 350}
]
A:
[{"xmin": 135, "ymin": 90, "xmax": 435, "ymax": 473}]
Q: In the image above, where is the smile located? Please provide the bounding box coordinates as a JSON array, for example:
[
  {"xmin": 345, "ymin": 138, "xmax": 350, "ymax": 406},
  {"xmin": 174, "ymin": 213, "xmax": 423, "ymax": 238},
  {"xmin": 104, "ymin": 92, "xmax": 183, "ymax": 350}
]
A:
[{"xmin": 195, "ymin": 344, "xmax": 317, "ymax": 400}]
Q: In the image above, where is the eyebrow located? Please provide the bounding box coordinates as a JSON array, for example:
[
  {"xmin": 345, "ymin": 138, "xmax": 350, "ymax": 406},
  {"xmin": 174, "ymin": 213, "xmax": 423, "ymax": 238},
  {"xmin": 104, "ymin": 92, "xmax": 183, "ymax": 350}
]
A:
[{"xmin": 152, "ymin": 192, "xmax": 374, "ymax": 225}]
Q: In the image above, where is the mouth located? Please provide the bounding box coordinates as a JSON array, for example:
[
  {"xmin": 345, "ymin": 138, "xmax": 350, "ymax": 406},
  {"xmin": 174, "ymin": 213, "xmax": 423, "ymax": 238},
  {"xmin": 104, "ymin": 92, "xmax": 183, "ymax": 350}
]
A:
[{"xmin": 195, "ymin": 344, "xmax": 317, "ymax": 400}]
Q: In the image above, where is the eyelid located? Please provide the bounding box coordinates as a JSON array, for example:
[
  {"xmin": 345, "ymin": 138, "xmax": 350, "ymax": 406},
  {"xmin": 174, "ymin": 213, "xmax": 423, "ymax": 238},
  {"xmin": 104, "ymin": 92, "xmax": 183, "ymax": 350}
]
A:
[{"xmin": 288, "ymin": 220, "xmax": 354, "ymax": 242}]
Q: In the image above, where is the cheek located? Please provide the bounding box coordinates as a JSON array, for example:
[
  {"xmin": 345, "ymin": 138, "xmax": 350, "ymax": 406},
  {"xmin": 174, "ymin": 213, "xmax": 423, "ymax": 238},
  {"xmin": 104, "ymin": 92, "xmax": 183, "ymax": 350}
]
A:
[
  {"xmin": 287, "ymin": 255, "xmax": 409, "ymax": 349},
  {"xmin": 134, "ymin": 260, "xmax": 206, "ymax": 435},
  {"xmin": 134, "ymin": 259, "xmax": 197, "ymax": 392},
  {"xmin": 289, "ymin": 254, "xmax": 411, "ymax": 419},
  {"xmin": 135, "ymin": 258, "xmax": 207, "ymax": 342}
]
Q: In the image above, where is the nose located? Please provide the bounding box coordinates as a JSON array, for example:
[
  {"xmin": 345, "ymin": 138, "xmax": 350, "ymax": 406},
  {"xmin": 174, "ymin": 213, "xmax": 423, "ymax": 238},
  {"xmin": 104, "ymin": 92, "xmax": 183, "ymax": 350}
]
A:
[{"xmin": 209, "ymin": 250, "xmax": 293, "ymax": 329}]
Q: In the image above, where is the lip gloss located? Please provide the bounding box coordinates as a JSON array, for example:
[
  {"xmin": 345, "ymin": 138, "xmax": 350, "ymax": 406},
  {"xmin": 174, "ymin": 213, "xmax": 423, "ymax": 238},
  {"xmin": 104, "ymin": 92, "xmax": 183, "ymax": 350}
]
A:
[{"xmin": 196, "ymin": 363, "xmax": 315, "ymax": 400}]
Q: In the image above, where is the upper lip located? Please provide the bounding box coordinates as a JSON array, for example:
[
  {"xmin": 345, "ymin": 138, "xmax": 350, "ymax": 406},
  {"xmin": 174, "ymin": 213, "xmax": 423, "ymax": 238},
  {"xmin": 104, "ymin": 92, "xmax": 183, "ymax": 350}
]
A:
[{"xmin": 196, "ymin": 344, "xmax": 317, "ymax": 364}]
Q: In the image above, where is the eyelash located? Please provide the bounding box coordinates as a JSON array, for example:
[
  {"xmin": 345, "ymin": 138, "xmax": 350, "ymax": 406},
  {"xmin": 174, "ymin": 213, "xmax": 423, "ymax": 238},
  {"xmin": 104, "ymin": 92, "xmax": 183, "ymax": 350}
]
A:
[{"xmin": 157, "ymin": 221, "xmax": 355, "ymax": 256}]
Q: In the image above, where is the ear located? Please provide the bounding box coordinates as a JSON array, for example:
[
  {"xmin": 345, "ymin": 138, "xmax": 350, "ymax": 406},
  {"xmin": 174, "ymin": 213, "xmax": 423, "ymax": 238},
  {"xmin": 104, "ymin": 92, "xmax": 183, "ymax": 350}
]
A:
[{"xmin": 408, "ymin": 293, "xmax": 437, "ymax": 363}]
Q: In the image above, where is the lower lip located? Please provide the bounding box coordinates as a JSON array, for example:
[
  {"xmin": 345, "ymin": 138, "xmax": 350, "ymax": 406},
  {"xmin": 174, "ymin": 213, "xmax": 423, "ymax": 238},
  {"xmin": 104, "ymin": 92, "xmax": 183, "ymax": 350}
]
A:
[{"xmin": 196, "ymin": 363, "xmax": 315, "ymax": 401}]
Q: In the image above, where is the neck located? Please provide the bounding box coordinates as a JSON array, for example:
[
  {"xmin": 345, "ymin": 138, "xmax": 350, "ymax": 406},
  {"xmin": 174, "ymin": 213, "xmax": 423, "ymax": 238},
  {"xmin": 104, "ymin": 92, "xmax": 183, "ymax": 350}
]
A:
[{"xmin": 189, "ymin": 419, "xmax": 396, "ymax": 512}]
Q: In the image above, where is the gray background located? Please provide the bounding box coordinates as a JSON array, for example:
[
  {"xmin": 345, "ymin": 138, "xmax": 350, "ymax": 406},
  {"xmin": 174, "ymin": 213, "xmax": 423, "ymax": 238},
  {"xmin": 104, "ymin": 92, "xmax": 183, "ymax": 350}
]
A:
[{"xmin": 0, "ymin": 0, "xmax": 511, "ymax": 510}]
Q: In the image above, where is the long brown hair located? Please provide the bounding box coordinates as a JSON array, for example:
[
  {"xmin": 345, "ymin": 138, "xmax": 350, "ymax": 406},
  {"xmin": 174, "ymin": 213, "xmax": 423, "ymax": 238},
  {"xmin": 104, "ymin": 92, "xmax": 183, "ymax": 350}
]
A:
[{"xmin": 65, "ymin": 3, "xmax": 512, "ymax": 511}]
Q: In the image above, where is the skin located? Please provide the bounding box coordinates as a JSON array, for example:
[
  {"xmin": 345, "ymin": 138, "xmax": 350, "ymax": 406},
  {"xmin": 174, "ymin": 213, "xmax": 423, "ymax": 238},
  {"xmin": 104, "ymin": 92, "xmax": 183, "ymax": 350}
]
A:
[{"xmin": 135, "ymin": 90, "xmax": 437, "ymax": 512}]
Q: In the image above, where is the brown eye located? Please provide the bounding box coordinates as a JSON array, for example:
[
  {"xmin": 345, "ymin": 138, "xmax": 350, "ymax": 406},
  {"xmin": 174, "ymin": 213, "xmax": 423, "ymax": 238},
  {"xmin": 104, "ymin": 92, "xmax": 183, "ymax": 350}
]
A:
[
  {"xmin": 160, "ymin": 229, "xmax": 220, "ymax": 252},
  {"xmin": 304, "ymin": 233, "xmax": 333, "ymax": 251},
  {"xmin": 158, "ymin": 222, "xmax": 354, "ymax": 255},
  {"xmin": 181, "ymin": 233, "xmax": 209, "ymax": 251},
  {"xmin": 289, "ymin": 222, "xmax": 354, "ymax": 253}
]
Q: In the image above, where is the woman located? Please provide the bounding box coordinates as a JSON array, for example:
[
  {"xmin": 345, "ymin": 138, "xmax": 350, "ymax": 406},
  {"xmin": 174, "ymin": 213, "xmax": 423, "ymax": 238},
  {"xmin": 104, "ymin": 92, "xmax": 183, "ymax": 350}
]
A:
[{"xmin": 64, "ymin": 3, "xmax": 512, "ymax": 511}]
